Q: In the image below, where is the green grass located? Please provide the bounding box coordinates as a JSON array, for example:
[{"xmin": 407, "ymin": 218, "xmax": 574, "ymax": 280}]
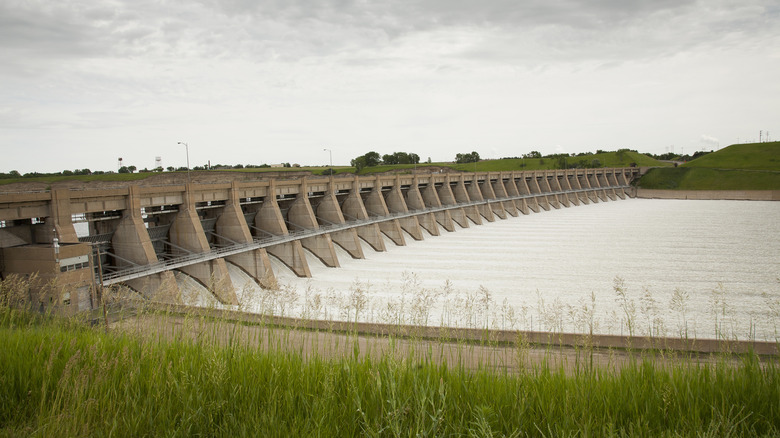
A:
[
  {"xmin": 637, "ymin": 142, "xmax": 780, "ymax": 190},
  {"xmin": 2, "ymin": 305, "xmax": 779, "ymax": 437},
  {"xmin": 638, "ymin": 167, "xmax": 780, "ymax": 190},
  {"xmin": 0, "ymin": 151, "xmax": 666, "ymax": 186},
  {"xmin": 0, "ymin": 172, "xmax": 157, "ymax": 186},
  {"xmin": 683, "ymin": 142, "xmax": 780, "ymax": 171}
]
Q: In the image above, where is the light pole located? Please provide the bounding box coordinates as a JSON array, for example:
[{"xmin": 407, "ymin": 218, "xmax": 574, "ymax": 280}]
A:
[
  {"xmin": 177, "ymin": 141, "xmax": 190, "ymax": 182},
  {"xmin": 323, "ymin": 148, "xmax": 332, "ymax": 167}
]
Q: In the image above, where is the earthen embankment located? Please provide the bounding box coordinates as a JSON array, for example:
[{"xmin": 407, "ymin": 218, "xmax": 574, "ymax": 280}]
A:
[{"xmin": 636, "ymin": 189, "xmax": 780, "ymax": 201}]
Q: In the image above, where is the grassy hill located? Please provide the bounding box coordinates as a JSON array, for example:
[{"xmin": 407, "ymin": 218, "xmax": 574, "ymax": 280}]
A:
[
  {"xmin": 682, "ymin": 142, "xmax": 780, "ymax": 171},
  {"xmin": 638, "ymin": 142, "xmax": 780, "ymax": 190}
]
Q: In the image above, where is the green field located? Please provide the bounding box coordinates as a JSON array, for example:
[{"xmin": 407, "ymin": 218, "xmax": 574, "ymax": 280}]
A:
[
  {"xmin": 637, "ymin": 142, "xmax": 780, "ymax": 190},
  {"xmin": 2, "ymin": 303, "xmax": 778, "ymax": 437},
  {"xmin": 0, "ymin": 150, "xmax": 668, "ymax": 186},
  {"xmin": 682, "ymin": 142, "xmax": 780, "ymax": 171}
]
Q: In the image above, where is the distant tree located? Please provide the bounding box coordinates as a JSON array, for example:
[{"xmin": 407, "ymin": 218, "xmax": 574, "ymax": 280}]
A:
[
  {"xmin": 62, "ymin": 170, "xmax": 73, "ymax": 176},
  {"xmin": 154, "ymin": 166, "xmax": 164, "ymax": 172},
  {"xmin": 351, "ymin": 156, "xmax": 367, "ymax": 173},
  {"xmin": 455, "ymin": 151, "xmax": 480, "ymax": 164},
  {"xmin": 381, "ymin": 151, "xmax": 419, "ymax": 165},
  {"xmin": 524, "ymin": 151, "xmax": 542, "ymax": 159},
  {"xmin": 118, "ymin": 166, "xmax": 130, "ymax": 174},
  {"xmin": 127, "ymin": 165, "xmax": 137, "ymax": 173},
  {"xmin": 382, "ymin": 153, "xmax": 398, "ymax": 165},
  {"xmin": 363, "ymin": 152, "xmax": 381, "ymax": 167},
  {"xmin": 233, "ymin": 164, "xmax": 244, "ymax": 169},
  {"xmin": 166, "ymin": 166, "xmax": 175, "ymax": 172},
  {"xmin": 9, "ymin": 170, "xmax": 21, "ymax": 178},
  {"xmin": 351, "ymin": 151, "xmax": 381, "ymax": 172}
]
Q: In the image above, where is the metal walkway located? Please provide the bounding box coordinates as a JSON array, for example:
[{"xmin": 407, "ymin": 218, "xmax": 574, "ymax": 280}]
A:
[{"xmin": 100, "ymin": 185, "xmax": 630, "ymax": 285}]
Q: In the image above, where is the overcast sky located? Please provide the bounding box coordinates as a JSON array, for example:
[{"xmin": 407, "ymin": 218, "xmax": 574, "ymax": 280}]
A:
[{"xmin": 1, "ymin": 0, "xmax": 778, "ymax": 173}]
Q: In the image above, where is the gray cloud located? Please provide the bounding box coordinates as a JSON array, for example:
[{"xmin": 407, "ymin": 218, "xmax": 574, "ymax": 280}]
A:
[{"xmin": 0, "ymin": 0, "xmax": 778, "ymax": 172}]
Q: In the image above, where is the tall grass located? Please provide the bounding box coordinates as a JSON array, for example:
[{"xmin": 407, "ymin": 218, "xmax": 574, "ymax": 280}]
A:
[{"xmin": 2, "ymin": 281, "xmax": 780, "ymax": 437}]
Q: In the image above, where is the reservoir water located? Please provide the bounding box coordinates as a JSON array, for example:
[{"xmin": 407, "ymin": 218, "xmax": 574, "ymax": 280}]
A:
[{"xmin": 187, "ymin": 199, "xmax": 780, "ymax": 342}]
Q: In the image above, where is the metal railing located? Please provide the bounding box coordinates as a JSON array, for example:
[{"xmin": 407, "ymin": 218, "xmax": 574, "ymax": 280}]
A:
[{"xmin": 99, "ymin": 184, "xmax": 631, "ymax": 285}]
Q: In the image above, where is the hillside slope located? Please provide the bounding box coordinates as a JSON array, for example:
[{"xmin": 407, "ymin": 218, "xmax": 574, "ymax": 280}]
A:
[
  {"xmin": 638, "ymin": 142, "xmax": 780, "ymax": 190},
  {"xmin": 683, "ymin": 142, "xmax": 780, "ymax": 171}
]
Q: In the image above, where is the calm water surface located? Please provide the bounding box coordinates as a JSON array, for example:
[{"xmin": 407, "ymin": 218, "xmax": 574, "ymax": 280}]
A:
[{"xmin": 191, "ymin": 199, "xmax": 780, "ymax": 341}]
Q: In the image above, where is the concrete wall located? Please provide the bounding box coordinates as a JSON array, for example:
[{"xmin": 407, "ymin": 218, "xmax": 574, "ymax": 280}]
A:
[{"xmin": 636, "ymin": 189, "xmax": 780, "ymax": 201}]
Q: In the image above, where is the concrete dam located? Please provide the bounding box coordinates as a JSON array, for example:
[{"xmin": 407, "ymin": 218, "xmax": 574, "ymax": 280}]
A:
[{"xmin": 0, "ymin": 168, "xmax": 641, "ymax": 313}]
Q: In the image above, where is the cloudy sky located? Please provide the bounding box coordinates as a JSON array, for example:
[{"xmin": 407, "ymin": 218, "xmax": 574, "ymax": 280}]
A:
[{"xmin": 1, "ymin": 0, "xmax": 778, "ymax": 173}]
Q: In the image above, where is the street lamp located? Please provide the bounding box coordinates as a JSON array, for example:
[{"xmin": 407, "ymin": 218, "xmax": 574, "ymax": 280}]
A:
[
  {"xmin": 177, "ymin": 141, "xmax": 190, "ymax": 182},
  {"xmin": 323, "ymin": 148, "xmax": 332, "ymax": 167}
]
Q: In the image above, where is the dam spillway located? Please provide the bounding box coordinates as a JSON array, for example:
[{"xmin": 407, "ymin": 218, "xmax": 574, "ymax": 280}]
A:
[{"xmin": 0, "ymin": 168, "xmax": 641, "ymax": 313}]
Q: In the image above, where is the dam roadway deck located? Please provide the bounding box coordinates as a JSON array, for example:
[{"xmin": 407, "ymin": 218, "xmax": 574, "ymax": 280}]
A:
[{"xmin": 0, "ymin": 168, "xmax": 640, "ymax": 313}]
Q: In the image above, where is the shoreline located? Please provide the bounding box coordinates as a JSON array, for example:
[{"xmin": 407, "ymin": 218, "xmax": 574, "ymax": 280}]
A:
[
  {"xmin": 112, "ymin": 303, "xmax": 779, "ymax": 357},
  {"xmin": 635, "ymin": 188, "xmax": 780, "ymax": 201}
]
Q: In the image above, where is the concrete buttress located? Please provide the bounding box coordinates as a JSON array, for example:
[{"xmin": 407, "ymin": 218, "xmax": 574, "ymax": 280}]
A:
[
  {"xmin": 341, "ymin": 177, "xmax": 386, "ymax": 251},
  {"xmin": 467, "ymin": 176, "xmax": 495, "ymax": 222},
  {"xmin": 599, "ymin": 172, "xmax": 617, "ymax": 200},
  {"xmin": 363, "ymin": 177, "xmax": 406, "ymax": 246},
  {"xmin": 572, "ymin": 170, "xmax": 589, "ymax": 204},
  {"xmin": 435, "ymin": 176, "xmax": 469, "ymax": 228},
  {"xmin": 421, "ymin": 181, "xmax": 456, "ymax": 232},
  {"xmin": 314, "ymin": 177, "xmax": 365, "ymax": 260},
  {"xmin": 528, "ymin": 174, "xmax": 550, "ymax": 211},
  {"xmin": 384, "ymin": 176, "xmax": 424, "ymax": 240},
  {"xmin": 492, "ymin": 175, "xmax": 518, "ymax": 217},
  {"xmin": 541, "ymin": 172, "xmax": 561, "ymax": 209},
  {"xmin": 515, "ymin": 176, "xmax": 536, "ymax": 214},
  {"xmin": 255, "ymin": 181, "xmax": 311, "ymax": 277},
  {"xmin": 480, "ymin": 175, "xmax": 507, "ymax": 219},
  {"xmin": 560, "ymin": 171, "xmax": 580, "ymax": 206},
  {"xmin": 169, "ymin": 184, "xmax": 237, "ymax": 304},
  {"xmin": 588, "ymin": 172, "xmax": 609, "ymax": 202},
  {"xmin": 405, "ymin": 176, "xmax": 440, "ymax": 236},
  {"xmin": 551, "ymin": 172, "xmax": 570, "ymax": 207},
  {"xmin": 452, "ymin": 176, "xmax": 483, "ymax": 225},
  {"xmin": 504, "ymin": 173, "xmax": 529, "ymax": 215},
  {"xmin": 47, "ymin": 189, "xmax": 79, "ymax": 244},
  {"xmin": 216, "ymin": 182, "xmax": 275, "ymax": 287},
  {"xmin": 111, "ymin": 185, "xmax": 180, "ymax": 302},
  {"xmin": 608, "ymin": 171, "xmax": 626, "ymax": 199},
  {"xmin": 288, "ymin": 193, "xmax": 339, "ymax": 267}
]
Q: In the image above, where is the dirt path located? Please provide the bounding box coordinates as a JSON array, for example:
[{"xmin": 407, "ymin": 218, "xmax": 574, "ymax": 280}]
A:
[{"xmin": 111, "ymin": 312, "xmax": 744, "ymax": 374}]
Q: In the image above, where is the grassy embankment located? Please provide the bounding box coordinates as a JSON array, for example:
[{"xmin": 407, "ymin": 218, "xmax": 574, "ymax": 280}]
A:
[
  {"xmin": 2, "ymin": 297, "xmax": 779, "ymax": 436},
  {"xmin": 0, "ymin": 151, "xmax": 666, "ymax": 186},
  {"xmin": 638, "ymin": 142, "xmax": 780, "ymax": 190}
]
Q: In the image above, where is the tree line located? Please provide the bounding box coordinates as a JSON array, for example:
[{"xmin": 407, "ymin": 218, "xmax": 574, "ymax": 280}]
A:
[{"xmin": 350, "ymin": 151, "xmax": 421, "ymax": 172}]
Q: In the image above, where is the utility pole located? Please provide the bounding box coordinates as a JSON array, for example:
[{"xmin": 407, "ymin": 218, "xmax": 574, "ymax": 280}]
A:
[
  {"xmin": 178, "ymin": 141, "xmax": 191, "ymax": 182},
  {"xmin": 94, "ymin": 246, "xmax": 108, "ymax": 333}
]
